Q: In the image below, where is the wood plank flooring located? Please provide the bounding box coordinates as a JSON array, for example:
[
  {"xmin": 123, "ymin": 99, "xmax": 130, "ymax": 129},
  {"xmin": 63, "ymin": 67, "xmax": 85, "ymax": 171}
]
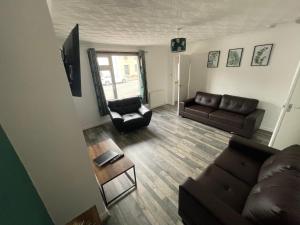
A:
[{"xmin": 83, "ymin": 105, "xmax": 271, "ymax": 225}]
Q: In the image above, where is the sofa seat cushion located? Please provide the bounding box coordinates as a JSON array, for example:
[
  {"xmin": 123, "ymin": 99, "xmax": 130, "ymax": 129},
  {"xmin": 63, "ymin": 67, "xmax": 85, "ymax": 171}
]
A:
[
  {"xmin": 242, "ymin": 170, "xmax": 300, "ymax": 225},
  {"xmin": 122, "ymin": 113, "xmax": 143, "ymax": 124},
  {"xmin": 215, "ymin": 147, "xmax": 263, "ymax": 186},
  {"xmin": 258, "ymin": 145, "xmax": 300, "ymax": 181},
  {"xmin": 209, "ymin": 110, "xmax": 245, "ymax": 128},
  {"xmin": 185, "ymin": 105, "xmax": 215, "ymax": 118},
  {"xmin": 194, "ymin": 92, "xmax": 222, "ymax": 109},
  {"xmin": 195, "ymin": 165, "xmax": 251, "ymax": 212}
]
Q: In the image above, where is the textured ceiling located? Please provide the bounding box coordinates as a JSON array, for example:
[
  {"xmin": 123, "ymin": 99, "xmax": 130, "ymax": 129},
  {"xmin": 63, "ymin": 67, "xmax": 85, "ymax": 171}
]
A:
[{"xmin": 47, "ymin": 0, "xmax": 300, "ymax": 46}]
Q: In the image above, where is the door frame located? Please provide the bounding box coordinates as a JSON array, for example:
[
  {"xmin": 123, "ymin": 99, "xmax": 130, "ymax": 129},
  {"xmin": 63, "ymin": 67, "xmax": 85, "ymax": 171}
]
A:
[
  {"xmin": 177, "ymin": 54, "xmax": 181, "ymax": 115},
  {"xmin": 171, "ymin": 54, "xmax": 180, "ymax": 106},
  {"xmin": 269, "ymin": 59, "xmax": 300, "ymax": 146},
  {"xmin": 178, "ymin": 54, "xmax": 191, "ymax": 102},
  {"xmin": 173, "ymin": 54, "xmax": 192, "ymax": 115}
]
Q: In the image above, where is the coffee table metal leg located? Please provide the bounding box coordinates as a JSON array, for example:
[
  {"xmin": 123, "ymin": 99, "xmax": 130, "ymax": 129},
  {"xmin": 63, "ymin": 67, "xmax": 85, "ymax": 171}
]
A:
[
  {"xmin": 100, "ymin": 184, "xmax": 108, "ymax": 206},
  {"xmin": 133, "ymin": 166, "xmax": 137, "ymax": 187},
  {"xmin": 125, "ymin": 166, "xmax": 136, "ymax": 186},
  {"xmin": 100, "ymin": 166, "xmax": 137, "ymax": 206}
]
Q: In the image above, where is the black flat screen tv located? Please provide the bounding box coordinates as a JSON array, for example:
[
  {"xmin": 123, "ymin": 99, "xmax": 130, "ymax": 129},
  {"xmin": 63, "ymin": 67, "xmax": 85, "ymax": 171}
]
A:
[{"xmin": 61, "ymin": 24, "xmax": 81, "ymax": 97}]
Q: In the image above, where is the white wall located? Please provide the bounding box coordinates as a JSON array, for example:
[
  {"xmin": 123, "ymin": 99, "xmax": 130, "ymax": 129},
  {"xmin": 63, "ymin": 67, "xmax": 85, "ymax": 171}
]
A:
[
  {"xmin": 0, "ymin": 1, "xmax": 107, "ymax": 224},
  {"xmin": 71, "ymin": 42, "xmax": 172, "ymax": 130},
  {"xmin": 186, "ymin": 23, "xmax": 300, "ymax": 131}
]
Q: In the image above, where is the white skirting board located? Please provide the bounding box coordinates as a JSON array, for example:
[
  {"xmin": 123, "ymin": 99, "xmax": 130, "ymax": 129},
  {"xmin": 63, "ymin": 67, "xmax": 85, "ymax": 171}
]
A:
[{"xmin": 149, "ymin": 90, "xmax": 165, "ymax": 108}]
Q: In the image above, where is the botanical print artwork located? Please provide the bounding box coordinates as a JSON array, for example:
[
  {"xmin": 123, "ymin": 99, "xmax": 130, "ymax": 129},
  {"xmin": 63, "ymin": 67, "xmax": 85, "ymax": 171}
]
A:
[
  {"xmin": 207, "ymin": 51, "xmax": 220, "ymax": 68},
  {"xmin": 227, "ymin": 48, "xmax": 243, "ymax": 67},
  {"xmin": 251, "ymin": 44, "xmax": 273, "ymax": 66}
]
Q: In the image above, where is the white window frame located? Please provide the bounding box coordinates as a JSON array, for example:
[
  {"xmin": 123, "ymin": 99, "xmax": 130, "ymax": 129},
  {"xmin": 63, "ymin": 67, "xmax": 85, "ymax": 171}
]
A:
[{"xmin": 97, "ymin": 52, "xmax": 140, "ymax": 100}]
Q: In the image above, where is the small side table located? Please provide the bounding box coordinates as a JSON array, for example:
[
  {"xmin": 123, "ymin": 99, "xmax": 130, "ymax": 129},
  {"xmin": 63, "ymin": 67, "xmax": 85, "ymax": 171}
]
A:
[{"xmin": 88, "ymin": 139, "xmax": 137, "ymax": 206}]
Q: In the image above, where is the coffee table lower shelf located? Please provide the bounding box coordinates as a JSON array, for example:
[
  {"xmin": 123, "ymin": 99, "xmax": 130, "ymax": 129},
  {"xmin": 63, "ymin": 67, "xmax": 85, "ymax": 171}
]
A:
[{"xmin": 99, "ymin": 165, "xmax": 137, "ymax": 206}]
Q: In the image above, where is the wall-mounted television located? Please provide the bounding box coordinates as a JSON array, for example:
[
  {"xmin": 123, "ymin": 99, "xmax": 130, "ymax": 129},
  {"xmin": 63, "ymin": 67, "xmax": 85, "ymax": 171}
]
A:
[{"xmin": 61, "ymin": 24, "xmax": 81, "ymax": 97}]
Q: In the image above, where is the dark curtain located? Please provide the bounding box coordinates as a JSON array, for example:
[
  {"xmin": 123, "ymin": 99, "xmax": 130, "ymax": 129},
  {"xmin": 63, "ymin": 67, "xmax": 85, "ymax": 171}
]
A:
[
  {"xmin": 87, "ymin": 48, "xmax": 109, "ymax": 116},
  {"xmin": 138, "ymin": 50, "xmax": 149, "ymax": 104}
]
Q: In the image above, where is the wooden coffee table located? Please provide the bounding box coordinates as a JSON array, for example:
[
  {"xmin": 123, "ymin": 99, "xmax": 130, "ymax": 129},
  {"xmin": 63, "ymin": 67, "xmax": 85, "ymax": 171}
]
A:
[{"xmin": 88, "ymin": 139, "xmax": 136, "ymax": 206}]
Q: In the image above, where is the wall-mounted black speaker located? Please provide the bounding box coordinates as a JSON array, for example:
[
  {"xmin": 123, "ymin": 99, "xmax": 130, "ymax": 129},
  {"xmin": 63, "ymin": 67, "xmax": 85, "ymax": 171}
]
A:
[{"xmin": 171, "ymin": 38, "xmax": 186, "ymax": 53}]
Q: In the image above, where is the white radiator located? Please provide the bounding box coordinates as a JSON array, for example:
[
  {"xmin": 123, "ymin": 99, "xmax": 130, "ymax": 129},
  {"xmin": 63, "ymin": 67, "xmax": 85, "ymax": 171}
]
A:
[{"xmin": 149, "ymin": 90, "xmax": 165, "ymax": 108}]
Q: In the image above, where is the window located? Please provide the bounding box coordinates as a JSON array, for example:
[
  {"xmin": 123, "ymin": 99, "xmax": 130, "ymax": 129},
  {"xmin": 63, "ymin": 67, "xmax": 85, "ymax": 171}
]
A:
[
  {"xmin": 97, "ymin": 53, "xmax": 141, "ymax": 100},
  {"xmin": 97, "ymin": 57, "xmax": 109, "ymax": 66},
  {"xmin": 124, "ymin": 65, "xmax": 129, "ymax": 75}
]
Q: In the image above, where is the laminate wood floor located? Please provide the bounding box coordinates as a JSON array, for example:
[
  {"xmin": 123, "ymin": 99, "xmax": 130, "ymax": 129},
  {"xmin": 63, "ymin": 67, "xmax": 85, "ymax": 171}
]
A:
[{"xmin": 84, "ymin": 105, "xmax": 271, "ymax": 225}]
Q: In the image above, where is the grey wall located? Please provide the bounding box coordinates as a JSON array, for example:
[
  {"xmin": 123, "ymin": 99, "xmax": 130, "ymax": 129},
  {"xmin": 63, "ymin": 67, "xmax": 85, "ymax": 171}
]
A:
[{"xmin": 0, "ymin": 0, "xmax": 107, "ymax": 224}]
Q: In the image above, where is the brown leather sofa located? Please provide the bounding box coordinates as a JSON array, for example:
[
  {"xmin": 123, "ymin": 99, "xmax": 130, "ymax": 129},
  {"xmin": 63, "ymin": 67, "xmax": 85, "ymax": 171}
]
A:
[
  {"xmin": 179, "ymin": 92, "xmax": 265, "ymax": 138},
  {"xmin": 178, "ymin": 135, "xmax": 300, "ymax": 225},
  {"xmin": 107, "ymin": 97, "xmax": 152, "ymax": 132}
]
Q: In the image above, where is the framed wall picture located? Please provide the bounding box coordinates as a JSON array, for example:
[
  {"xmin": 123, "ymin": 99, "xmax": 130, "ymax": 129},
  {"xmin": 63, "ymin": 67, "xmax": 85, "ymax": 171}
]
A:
[
  {"xmin": 226, "ymin": 48, "xmax": 243, "ymax": 67},
  {"xmin": 207, "ymin": 51, "xmax": 220, "ymax": 68},
  {"xmin": 251, "ymin": 44, "xmax": 273, "ymax": 66}
]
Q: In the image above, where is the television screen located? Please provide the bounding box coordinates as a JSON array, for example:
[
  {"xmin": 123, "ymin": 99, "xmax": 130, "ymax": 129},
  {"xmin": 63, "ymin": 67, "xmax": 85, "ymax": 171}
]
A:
[{"xmin": 61, "ymin": 24, "xmax": 81, "ymax": 97}]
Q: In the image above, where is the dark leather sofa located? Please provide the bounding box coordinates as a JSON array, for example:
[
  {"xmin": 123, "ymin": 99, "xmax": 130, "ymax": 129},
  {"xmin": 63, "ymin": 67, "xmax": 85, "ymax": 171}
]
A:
[
  {"xmin": 107, "ymin": 97, "xmax": 152, "ymax": 132},
  {"xmin": 179, "ymin": 135, "xmax": 300, "ymax": 225},
  {"xmin": 179, "ymin": 92, "xmax": 265, "ymax": 138}
]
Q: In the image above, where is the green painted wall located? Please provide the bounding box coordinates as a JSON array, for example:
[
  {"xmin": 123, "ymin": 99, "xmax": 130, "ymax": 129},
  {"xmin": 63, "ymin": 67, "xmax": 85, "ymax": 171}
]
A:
[{"xmin": 0, "ymin": 126, "xmax": 54, "ymax": 225}]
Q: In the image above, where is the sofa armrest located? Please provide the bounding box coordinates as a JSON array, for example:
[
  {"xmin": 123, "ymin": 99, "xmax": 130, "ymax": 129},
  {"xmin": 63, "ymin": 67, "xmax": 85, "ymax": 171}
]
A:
[
  {"xmin": 138, "ymin": 105, "xmax": 152, "ymax": 117},
  {"xmin": 181, "ymin": 98, "xmax": 195, "ymax": 107},
  {"xmin": 229, "ymin": 135, "xmax": 278, "ymax": 161},
  {"xmin": 179, "ymin": 178, "xmax": 253, "ymax": 225},
  {"xmin": 109, "ymin": 110, "xmax": 123, "ymax": 121},
  {"xmin": 179, "ymin": 98, "xmax": 195, "ymax": 114},
  {"xmin": 138, "ymin": 105, "xmax": 152, "ymax": 127},
  {"xmin": 243, "ymin": 109, "xmax": 265, "ymax": 133},
  {"xmin": 108, "ymin": 109, "xmax": 124, "ymax": 131}
]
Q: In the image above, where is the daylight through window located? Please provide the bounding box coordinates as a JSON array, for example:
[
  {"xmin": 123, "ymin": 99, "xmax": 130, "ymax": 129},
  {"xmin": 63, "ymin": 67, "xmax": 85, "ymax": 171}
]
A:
[{"xmin": 97, "ymin": 53, "xmax": 141, "ymax": 100}]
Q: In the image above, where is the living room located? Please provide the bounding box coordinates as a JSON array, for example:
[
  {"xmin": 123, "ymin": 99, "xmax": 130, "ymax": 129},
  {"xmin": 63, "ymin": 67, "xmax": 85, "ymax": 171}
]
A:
[{"xmin": 1, "ymin": 1, "xmax": 300, "ymax": 225}]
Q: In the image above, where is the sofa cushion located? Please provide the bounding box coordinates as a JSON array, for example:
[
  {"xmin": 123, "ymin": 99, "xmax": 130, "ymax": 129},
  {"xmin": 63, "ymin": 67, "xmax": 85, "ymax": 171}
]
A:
[
  {"xmin": 219, "ymin": 95, "xmax": 258, "ymax": 115},
  {"xmin": 185, "ymin": 105, "xmax": 215, "ymax": 118},
  {"xmin": 122, "ymin": 113, "xmax": 143, "ymax": 123},
  {"xmin": 258, "ymin": 145, "xmax": 300, "ymax": 182},
  {"xmin": 108, "ymin": 97, "xmax": 141, "ymax": 115},
  {"xmin": 195, "ymin": 165, "xmax": 251, "ymax": 212},
  {"xmin": 215, "ymin": 147, "xmax": 263, "ymax": 186},
  {"xmin": 209, "ymin": 110, "xmax": 245, "ymax": 128},
  {"xmin": 242, "ymin": 170, "xmax": 300, "ymax": 225},
  {"xmin": 194, "ymin": 92, "xmax": 222, "ymax": 109}
]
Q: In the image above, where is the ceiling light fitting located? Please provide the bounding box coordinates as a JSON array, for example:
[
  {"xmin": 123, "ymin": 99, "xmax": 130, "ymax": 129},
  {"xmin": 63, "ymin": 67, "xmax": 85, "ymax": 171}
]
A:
[{"xmin": 170, "ymin": 0, "xmax": 186, "ymax": 53}]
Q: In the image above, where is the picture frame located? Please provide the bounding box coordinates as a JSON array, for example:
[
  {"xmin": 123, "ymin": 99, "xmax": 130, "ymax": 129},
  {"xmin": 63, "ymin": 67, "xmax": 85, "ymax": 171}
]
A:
[
  {"xmin": 207, "ymin": 51, "xmax": 220, "ymax": 68},
  {"xmin": 251, "ymin": 44, "xmax": 273, "ymax": 66},
  {"xmin": 226, "ymin": 48, "xmax": 243, "ymax": 67}
]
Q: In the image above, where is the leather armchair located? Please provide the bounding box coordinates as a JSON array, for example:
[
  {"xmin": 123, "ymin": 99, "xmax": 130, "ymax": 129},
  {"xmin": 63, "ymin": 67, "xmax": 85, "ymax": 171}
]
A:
[{"xmin": 107, "ymin": 97, "xmax": 152, "ymax": 132}]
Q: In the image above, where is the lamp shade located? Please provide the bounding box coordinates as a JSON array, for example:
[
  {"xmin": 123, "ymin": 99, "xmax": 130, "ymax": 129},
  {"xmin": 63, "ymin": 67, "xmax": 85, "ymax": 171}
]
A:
[{"xmin": 170, "ymin": 38, "xmax": 186, "ymax": 53}]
